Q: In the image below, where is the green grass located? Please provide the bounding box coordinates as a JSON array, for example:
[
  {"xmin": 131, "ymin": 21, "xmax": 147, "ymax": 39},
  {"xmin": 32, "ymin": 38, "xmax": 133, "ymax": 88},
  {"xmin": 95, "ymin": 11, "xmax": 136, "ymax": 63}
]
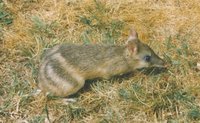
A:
[
  {"xmin": 0, "ymin": 1, "xmax": 12, "ymax": 26},
  {"xmin": 1, "ymin": 0, "xmax": 200, "ymax": 122},
  {"xmin": 79, "ymin": 0, "xmax": 124, "ymax": 44},
  {"xmin": 0, "ymin": 1, "xmax": 12, "ymax": 42}
]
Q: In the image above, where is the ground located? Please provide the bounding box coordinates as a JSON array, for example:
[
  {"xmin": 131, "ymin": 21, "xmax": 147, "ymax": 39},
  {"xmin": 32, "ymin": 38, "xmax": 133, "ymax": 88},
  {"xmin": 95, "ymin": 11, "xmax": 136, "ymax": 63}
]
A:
[{"xmin": 0, "ymin": 0, "xmax": 200, "ymax": 122}]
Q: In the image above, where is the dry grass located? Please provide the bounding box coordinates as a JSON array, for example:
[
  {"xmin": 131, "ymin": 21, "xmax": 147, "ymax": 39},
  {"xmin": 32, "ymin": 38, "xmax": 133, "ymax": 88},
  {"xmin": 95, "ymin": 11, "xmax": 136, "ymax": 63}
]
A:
[{"xmin": 1, "ymin": 0, "xmax": 200, "ymax": 122}]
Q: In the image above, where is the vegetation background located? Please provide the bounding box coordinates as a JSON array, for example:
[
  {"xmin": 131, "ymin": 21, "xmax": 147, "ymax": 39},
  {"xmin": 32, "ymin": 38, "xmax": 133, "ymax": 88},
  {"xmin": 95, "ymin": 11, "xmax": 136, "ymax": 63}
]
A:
[{"xmin": 0, "ymin": 0, "xmax": 200, "ymax": 122}]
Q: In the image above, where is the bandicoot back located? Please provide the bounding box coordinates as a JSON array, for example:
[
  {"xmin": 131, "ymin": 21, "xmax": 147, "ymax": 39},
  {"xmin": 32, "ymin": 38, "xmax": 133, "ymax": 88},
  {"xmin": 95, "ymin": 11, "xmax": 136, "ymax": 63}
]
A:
[{"xmin": 38, "ymin": 28, "xmax": 165, "ymax": 97}]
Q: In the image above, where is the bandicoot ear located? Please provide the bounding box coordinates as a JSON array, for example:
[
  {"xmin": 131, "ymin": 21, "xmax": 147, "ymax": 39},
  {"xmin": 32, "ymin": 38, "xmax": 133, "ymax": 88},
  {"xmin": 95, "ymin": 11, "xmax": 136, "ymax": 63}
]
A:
[
  {"xmin": 126, "ymin": 27, "xmax": 139, "ymax": 55},
  {"xmin": 127, "ymin": 40, "xmax": 138, "ymax": 55}
]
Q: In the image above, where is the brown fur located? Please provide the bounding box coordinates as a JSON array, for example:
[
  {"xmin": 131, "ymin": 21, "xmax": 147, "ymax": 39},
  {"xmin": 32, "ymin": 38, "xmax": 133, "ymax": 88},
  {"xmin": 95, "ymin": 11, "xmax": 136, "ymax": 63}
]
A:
[{"xmin": 38, "ymin": 28, "xmax": 165, "ymax": 97}]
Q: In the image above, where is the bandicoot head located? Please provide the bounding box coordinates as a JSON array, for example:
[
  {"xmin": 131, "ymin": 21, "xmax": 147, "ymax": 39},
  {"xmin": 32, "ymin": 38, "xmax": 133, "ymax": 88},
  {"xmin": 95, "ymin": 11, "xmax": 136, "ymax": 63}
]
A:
[{"xmin": 126, "ymin": 28, "xmax": 166, "ymax": 69}]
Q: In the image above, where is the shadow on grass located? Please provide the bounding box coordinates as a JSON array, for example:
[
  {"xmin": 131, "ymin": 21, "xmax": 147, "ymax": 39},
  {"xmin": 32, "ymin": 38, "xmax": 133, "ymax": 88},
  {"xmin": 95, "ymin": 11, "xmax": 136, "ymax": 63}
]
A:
[
  {"xmin": 138, "ymin": 67, "xmax": 168, "ymax": 76},
  {"xmin": 46, "ymin": 67, "xmax": 168, "ymax": 99},
  {"xmin": 71, "ymin": 67, "xmax": 168, "ymax": 98}
]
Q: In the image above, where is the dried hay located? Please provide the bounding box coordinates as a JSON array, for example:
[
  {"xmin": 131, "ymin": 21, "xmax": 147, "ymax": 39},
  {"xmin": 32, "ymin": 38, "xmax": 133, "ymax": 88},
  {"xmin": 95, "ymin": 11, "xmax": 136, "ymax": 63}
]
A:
[{"xmin": 1, "ymin": 0, "xmax": 200, "ymax": 122}]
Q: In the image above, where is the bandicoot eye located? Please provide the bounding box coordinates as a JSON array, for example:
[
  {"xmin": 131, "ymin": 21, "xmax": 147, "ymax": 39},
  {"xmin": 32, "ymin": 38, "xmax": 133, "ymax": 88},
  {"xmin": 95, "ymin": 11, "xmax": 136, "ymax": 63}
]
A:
[{"xmin": 144, "ymin": 55, "xmax": 151, "ymax": 62}]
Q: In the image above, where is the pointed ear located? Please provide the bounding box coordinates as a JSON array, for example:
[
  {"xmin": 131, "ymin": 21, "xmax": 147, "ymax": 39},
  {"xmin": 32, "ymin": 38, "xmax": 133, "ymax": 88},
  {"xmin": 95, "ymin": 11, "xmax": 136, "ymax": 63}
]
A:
[
  {"xmin": 128, "ymin": 27, "xmax": 138, "ymax": 40},
  {"xmin": 126, "ymin": 40, "xmax": 138, "ymax": 55}
]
